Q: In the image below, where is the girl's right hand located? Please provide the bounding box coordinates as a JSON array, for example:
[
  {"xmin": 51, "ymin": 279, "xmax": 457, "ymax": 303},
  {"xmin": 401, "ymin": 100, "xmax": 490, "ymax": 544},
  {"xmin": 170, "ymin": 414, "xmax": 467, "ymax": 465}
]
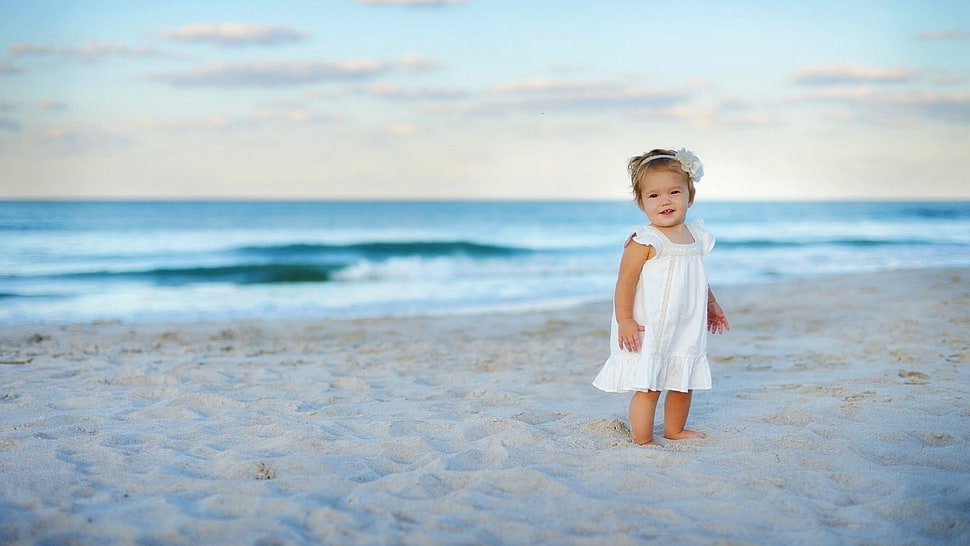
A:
[{"xmin": 618, "ymin": 319, "xmax": 645, "ymax": 352}]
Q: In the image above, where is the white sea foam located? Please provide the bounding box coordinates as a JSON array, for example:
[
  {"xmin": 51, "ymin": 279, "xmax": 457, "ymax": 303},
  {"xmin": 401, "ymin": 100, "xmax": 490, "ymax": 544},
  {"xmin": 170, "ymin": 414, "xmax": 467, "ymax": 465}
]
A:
[{"xmin": 1, "ymin": 200, "xmax": 968, "ymax": 324}]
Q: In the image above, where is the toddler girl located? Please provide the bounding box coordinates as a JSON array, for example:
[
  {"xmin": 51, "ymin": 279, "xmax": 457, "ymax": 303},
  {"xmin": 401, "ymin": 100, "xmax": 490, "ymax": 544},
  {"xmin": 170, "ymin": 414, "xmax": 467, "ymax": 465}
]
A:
[{"xmin": 593, "ymin": 148, "xmax": 729, "ymax": 445}]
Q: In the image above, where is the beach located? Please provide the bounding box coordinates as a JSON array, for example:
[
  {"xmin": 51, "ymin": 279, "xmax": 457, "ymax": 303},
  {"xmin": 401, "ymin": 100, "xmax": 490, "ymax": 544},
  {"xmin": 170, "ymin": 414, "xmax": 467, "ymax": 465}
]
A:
[{"xmin": 1, "ymin": 267, "xmax": 968, "ymax": 544}]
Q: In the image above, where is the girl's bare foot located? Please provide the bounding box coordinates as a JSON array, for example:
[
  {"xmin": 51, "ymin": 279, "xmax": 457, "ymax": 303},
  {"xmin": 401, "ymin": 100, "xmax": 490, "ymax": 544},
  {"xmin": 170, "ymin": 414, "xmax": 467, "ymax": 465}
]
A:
[{"xmin": 663, "ymin": 429, "xmax": 707, "ymax": 440}]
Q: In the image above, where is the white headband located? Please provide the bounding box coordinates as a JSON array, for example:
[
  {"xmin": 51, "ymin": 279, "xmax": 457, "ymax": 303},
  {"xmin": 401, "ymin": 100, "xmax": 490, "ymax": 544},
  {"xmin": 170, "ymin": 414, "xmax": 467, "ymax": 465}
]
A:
[
  {"xmin": 639, "ymin": 155, "xmax": 676, "ymax": 166},
  {"xmin": 638, "ymin": 148, "xmax": 704, "ymax": 183}
]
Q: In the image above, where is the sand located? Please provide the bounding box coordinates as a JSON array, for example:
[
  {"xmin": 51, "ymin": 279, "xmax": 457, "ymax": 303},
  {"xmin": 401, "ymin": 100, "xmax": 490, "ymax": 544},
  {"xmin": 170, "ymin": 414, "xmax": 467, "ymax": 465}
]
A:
[{"xmin": 1, "ymin": 268, "xmax": 968, "ymax": 545}]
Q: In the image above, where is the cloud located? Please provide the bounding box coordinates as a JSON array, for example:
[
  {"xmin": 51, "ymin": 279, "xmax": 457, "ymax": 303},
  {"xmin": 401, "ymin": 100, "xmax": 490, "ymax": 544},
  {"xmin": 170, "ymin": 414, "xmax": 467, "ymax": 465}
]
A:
[
  {"xmin": 0, "ymin": 103, "xmax": 24, "ymax": 134},
  {"xmin": 792, "ymin": 65, "xmax": 918, "ymax": 85},
  {"xmin": 790, "ymin": 87, "xmax": 884, "ymax": 101},
  {"xmin": 355, "ymin": 0, "xmax": 468, "ymax": 6},
  {"xmin": 0, "ymin": 115, "xmax": 21, "ymax": 132},
  {"xmin": 157, "ymin": 23, "xmax": 307, "ymax": 46},
  {"xmin": 0, "ymin": 63, "xmax": 24, "ymax": 75},
  {"xmin": 363, "ymin": 83, "xmax": 468, "ymax": 100},
  {"xmin": 141, "ymin": 110, "xmax": 337, "ymax": 132},
  {"xmin": 484, "ymin": 78, "xmax": 687, "ymax": 111},
  {"xmin": 488, "ymin": 78, "xmax": 593, "ymax": 94},
  {"xmin": 7, "ymin": 41, "xmax": 176, "ymax": 63},
  {"xmin": 639, "ymin": 103, "xmax": 782, "ymax": 129},
  {"xmin": 416, "ymin": 103, "xmax": 472, "ymax": 115},
  {"xmin": 386, "ymin": 122, "xmax": 424, "ymax": 135},
  {"xmin": 933, "ymin": 74, "xmax": 964, "ymax": 86},
  {"xmin": 29, "ymin": 127, "xmax": 73, "ymax": 143},
  {"xmin": 148, "ymin": 60, "xmax": 390, "ymax": 87},
  {"xmin": 39, "ymin": 100, "xmax": 67, "ymax": 112},
  {"xmin": 25, "ymin": 126, "xmax": 132, "ymax": 152},
  {"xmin": 407, "ymin": 77, "xmax": 691, "ymax": 118},
  {"xmin": 398, "ymin": 54, "xmax": 440, "ymax": 73},
  {"xmin": 875, "ymin": 91, "xmax": 970, "ymax": 123},
  {"xmin": 790, "ymin": 87, "xmax": 970, "ymax": 123},
  {"xmin": 689, "ymin": 79, "xmax": 717, "ymax": 88},
  {"xmin": 916, "ymin": 29, "xmax": 970, "ymax": 40}
]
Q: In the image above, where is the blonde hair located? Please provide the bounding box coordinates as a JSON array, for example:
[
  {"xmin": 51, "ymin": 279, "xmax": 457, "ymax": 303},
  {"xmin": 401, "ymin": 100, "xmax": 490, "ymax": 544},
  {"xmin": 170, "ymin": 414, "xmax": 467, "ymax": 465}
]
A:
[{"xmin": 628, "ymin": 149, "xmax": 696, "ymax": 206}]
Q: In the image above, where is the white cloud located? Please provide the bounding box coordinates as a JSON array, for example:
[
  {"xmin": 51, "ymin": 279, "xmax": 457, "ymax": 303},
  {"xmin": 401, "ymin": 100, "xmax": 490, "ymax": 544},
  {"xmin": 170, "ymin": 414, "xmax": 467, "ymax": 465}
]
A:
[
  {"xmin": 933, "ymin": 74, "xmax": 964, "ymax": 86},
  {"xmin": 365, "ymin": 83, "xmax": 467, "ymax": 100},
  {"xmin": 790, "ymin": 87, "xmax": 970, "ymax": 123},
  {"xmin": 484, "ymin": 78, "xmax": 687, "ymax": 112},
  {"xmin": 39, "ymin": 100, "xmax": 67, "ymax": 112},
  {"xmin": 148, "ymin": 60, "xmax": 390, "ymax": 87},
  {"xmin": 417, "ymin": 103, "xmax": 472, "ymax": 115},
  {"xmin": 30, "ymin": 127, "xmax": 75, "ymax": 143},
  {"xmin": 281, "ymin": 110, "xmax": 335, "ymax": 123},
  {"xmin": 25, "ymin": 126, "xmax": 131, "ymax": 152},
  {"xmin": 0, "ymin": 63, "xmax": 24, "ymax": 74},
  {"xmin": 689, "ymin": 79, "xmax": 717, "ymax": 88},
  {"xmin": 398, "ymin": 54, "xmax": 440, "ymax": 73},
  {"xmin": 876, "ymin": 91, "xmax": 970, "ymax": 123},
  {"xmin": 789, "ymin": 86, "xmax": 883, "ymax": 101},
  {"xmin": 916, "ymin": 29, "xmax": 970, "ymax": 40},
  {"xmin": 8, "ymin": 41, "xmax": 176, "ymax": 63},
  {"xmin": 639, "ymin": 103, "xmax": 781, "ymax": 129},
  {"xmin": 792, "ymin": 65, "xmax": 918, "ymax": 85},
  {"xmin": 0, "ymin": 115, "xmax": 21, "ymax": 132},
  {"xmin": 158, "ymin": 23, "xmax": 306, "ymax": 46},
  {"xmin": 141, "ymin": 110, "xmax": 337, "ymax": 132},
  {"xmin": 386, "ymin": 122, "xmax": 423, "ymax": 135},
  {"xmin": 488, "ymin": 78, "xmax": 597, "ymax": 94}
]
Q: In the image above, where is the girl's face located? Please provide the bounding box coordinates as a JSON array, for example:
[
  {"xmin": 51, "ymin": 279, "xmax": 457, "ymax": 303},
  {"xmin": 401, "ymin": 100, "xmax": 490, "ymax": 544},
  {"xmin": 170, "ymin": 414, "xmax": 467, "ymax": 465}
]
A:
[{"xmin": 637, "ymin": 169, "xmax": 692, "ymax": 229}]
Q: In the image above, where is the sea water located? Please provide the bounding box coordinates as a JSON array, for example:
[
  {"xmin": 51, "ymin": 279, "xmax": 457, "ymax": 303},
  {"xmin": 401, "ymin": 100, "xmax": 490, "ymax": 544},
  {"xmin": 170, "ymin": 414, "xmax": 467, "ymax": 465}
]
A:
[{"xmin": 1, "ymin": 200, "xmax": 968, "ymax": 324}]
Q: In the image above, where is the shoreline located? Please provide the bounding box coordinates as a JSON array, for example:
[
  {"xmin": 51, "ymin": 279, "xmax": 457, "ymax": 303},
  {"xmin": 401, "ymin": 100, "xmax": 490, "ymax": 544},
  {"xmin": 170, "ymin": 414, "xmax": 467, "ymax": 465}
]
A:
[{"xmin": 1, "ymin": 268, "xmax": 968, "ymax": 544}]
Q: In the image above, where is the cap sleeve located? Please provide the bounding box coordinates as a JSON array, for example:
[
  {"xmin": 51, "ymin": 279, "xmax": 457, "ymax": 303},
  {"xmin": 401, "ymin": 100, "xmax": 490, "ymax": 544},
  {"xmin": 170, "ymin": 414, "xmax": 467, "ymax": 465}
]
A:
[
  {"xmin": 689, "ymin": 219, "xmax": 715, "ymax": 255},
  {"xmin": 625, "ymin": 225, "xmax": 664, "ymax": 253}
]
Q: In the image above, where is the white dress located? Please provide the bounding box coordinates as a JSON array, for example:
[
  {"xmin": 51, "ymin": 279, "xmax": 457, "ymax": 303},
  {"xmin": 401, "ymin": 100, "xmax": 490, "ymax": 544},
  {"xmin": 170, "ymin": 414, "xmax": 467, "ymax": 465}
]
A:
[{"xmin": 593, "ymin": 220, "xmax": 714, "ymax": 393}]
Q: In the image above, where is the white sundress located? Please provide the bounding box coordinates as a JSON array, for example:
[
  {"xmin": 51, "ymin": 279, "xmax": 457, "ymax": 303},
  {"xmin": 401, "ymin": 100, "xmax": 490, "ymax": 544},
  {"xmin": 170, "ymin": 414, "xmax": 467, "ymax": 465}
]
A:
[{"xmin": 592, "ymin": 220, "xmax": 714, "ymax": 394}]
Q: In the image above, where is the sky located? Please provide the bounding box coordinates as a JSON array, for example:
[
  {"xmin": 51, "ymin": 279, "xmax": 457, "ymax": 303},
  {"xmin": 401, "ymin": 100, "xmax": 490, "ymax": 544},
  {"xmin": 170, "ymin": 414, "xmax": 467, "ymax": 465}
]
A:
[{"xmin": 0, "ymin": 0, "xmax": 968, "ymax": 201}]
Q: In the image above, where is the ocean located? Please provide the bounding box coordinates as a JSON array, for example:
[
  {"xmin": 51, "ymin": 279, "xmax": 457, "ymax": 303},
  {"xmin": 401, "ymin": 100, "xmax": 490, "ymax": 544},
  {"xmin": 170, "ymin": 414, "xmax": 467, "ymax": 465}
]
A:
[{"xmin": 1, "ymin": 200, "xmax": 968, "ymax": 324}]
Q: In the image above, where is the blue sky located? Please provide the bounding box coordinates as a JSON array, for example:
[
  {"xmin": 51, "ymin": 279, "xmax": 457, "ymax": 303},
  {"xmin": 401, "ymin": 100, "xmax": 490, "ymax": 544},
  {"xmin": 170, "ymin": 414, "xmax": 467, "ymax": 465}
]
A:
[{"xmin": 1, "ymin": 0, "xmax": 968, "ymax": 200}]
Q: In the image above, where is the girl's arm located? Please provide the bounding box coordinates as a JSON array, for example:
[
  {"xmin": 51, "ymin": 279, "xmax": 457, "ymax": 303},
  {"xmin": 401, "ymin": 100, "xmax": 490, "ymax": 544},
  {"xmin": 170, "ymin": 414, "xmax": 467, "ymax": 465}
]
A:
[
  {"xmin": 707, "ymin": 287, "xmax": 730, "ymax": 334},
  {"xmin": 615, "ymin": 242, "xmax": 653, "ymax": 352}
]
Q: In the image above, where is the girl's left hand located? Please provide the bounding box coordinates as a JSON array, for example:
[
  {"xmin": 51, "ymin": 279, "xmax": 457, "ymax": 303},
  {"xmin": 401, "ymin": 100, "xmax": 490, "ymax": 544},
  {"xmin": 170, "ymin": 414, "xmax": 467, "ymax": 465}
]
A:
[{"xmin": 707, "ymin": 301, "xmax": 730, "ymax": 334}]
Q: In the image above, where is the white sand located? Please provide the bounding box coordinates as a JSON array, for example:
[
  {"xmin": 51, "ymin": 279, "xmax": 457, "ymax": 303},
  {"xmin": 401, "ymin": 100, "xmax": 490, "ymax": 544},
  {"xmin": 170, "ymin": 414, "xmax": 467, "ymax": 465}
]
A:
[{"xmin": 1, "ymin": 268, "xmax": 968, "ymax": 544}]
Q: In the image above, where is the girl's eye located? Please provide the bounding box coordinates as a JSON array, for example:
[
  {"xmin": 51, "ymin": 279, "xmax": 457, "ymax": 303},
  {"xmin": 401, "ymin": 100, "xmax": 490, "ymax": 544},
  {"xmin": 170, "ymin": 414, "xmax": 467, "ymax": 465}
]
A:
[
  {"xmin": 648, "ymin": 194, "xmax": 658, "ymax": 198},
  {"xmin": 672, "ymin": 190, "xmax": 681, "ymax": 194}
]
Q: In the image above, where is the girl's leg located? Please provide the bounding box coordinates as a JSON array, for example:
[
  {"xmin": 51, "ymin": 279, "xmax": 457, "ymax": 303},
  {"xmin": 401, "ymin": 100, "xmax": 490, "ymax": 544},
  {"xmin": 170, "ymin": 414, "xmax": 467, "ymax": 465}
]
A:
[
  {"xmin": 629, "ymin": 390, "xmax": 661, "ymax": 445},
  {"xmin": 663, "ymin": 390, "xmax": 707, "ymax": 440}
]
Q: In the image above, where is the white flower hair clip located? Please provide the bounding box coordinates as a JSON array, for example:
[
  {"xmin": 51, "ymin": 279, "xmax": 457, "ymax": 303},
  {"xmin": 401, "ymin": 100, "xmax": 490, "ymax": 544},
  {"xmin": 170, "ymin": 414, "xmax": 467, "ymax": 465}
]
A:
[{"xmin": 640, "ymin": 148, "xmax": 704, "ymax": 183}]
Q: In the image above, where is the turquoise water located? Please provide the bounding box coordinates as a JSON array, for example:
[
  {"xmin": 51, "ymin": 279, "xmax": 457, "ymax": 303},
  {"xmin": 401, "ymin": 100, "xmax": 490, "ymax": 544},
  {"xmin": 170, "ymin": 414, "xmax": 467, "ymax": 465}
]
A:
[{"xmin": 1, "ymin": 200, "xmax": 968, "ymax": 323}]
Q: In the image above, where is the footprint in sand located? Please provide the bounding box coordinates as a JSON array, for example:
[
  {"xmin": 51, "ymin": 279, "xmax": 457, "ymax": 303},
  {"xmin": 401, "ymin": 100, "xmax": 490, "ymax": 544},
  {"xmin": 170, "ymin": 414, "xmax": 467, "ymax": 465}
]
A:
[
  {"xmin": 512, "ymin": 410, "xmax": 567, "ymax": 425},
  {"xmin": 255, "ymin": 462, "xmax": 277, "ymax": 480},
  {"xmin": 582, "ymin": 418, "xmax": 631, "ymax": 437},
  {"xmin": 918, "ymin": 431, "xmax": 957, "ymax": 447},
  {"xmin": 762, "ymin": 409, "xmax": 818, "ymax": 427},
  {"xmin": 898, "ymin": 370, "xmax": 929, "ymax": 384},
  {"xmin": 390, "ymin": 472, "xmax": 460, "ymax": 500}
]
